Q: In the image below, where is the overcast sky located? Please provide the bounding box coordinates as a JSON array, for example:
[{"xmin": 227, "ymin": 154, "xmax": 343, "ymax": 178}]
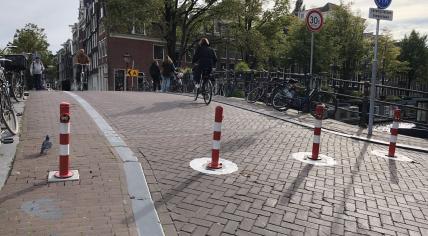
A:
[
  {"xmin": 0, "ymin": 0, "xmax": 427, "ymax": 53},
  {"xmin": 298, "ymin": 0, "xmax": 428, "ymax": 39}
]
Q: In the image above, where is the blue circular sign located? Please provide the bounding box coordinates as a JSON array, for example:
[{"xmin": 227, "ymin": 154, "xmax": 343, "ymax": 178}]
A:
[{"xmin": 374, "ymin": 0, "xmax": 392, "ymax": 9}]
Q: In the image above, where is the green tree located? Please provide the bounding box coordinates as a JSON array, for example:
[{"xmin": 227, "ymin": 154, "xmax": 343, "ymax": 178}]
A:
[
  {"xmin": 105, "ymin": 0, "xmax": 156, "ymax": 34},
  {"xmin": 398, "ymin": 30, "xmax": 428, "ymax": 90},
  {"xmin": 10, "ymin": 23, "xmax": 49, "ymax": 58},
  {"xmin": 377, "ymin": 31, "xmax": 409, "ymax": 80},
  {"xmin": 213, "ymin": 0, "xmax": 289, "ymax": 69},
  {"xmin": 322, "ymin": 3, "xmax": 366, "ymax": 80}
]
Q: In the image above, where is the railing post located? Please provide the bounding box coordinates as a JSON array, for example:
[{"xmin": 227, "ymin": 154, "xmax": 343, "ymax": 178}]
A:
[{"xmin": 360, "ymin": 81, "xmax": 370, "ymax": 127}]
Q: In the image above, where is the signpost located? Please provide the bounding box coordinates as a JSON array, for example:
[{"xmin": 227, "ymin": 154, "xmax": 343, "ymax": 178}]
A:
[
  {"xmin": 127, "ymin": 69, "xmax": 139, "ymax": 77},
  {"xmin": 369, "ymin": 8, "xmax": 393, "ymax": 21},
  {"xmin": 368, "ymin": 0, "xmax": 392, "ymax": 135},
  {"xmin": 305, "ymin": 9, "xmax": 324, "ymax": 75},
  {"xmin": 374, "ymin": 0, "xmax": 392, "ymax": 9}
]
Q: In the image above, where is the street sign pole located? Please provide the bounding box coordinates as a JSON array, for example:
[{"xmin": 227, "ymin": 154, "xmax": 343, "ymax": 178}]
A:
[
  {"xmin": 310, "ymin": 32, "xmax": 314, "ymax": 75},
  {"xmin": 368, "ymin": 19, "xmax": 380, "ymax": 135},
  {"xmin": 124, "ymin": 70, "xmax": 127, "ymax": 91}
]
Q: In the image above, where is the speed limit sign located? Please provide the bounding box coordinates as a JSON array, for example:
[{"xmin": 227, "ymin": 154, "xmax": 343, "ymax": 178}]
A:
[{"xmin": 306, "ymin": 9, "xmax": 324, "ymax": 32}]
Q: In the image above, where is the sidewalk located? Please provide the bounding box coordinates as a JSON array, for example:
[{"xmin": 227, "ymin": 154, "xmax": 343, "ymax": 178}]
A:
[{"xmin": 0, "ymin": 91, "xmax": 137, "ymax": 235}]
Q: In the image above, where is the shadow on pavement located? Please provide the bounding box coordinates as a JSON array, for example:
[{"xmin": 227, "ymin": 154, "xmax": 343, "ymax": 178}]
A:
[
  {"xmin": 122, "ymin": 172, "xmax": 205, "ymax": 224},
  {"xmin": 112, "ymin": 100, "xmax": 207, "ymax": 117},
  {"xmin": 279, "ymin": 164, "xmax": 314, "ymax": 205},
  {"xmin": 332, "ymin": 141, "xmax": 369, "ymax": 229},
  {"xmin": 0, "ymin": 181, "xmax": 47, "ymax": 205},
  {"xmin": 388, "ymin": 159, "xmax": 399, "ymax": 184},
  {"xmin": 111, "ymin": 106, "xmax": 146, "ymax": 118}
]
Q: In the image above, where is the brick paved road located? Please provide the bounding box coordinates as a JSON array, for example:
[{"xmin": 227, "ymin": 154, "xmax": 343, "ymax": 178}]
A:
[
  {"xmin": 0, "ymin": 92, "xmax": 137, "ymax": 235},
  {"xmin": 78, "ymin": 91, "xmax": 428, "ymax": 236},
  {"xmin": 212, "ymin": 96, "xmax": 428, "ymax": 150}
]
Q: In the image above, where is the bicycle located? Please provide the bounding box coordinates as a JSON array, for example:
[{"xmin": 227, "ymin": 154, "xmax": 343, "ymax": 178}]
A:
[
  {"xmin": 5, "ymin": 70, "xmax": 25, "ymax": 102},
  {"xmin": 76, "ymin": 63, "xmax": 88, "ymax": 91},
  {"xmin": 194, "ymin": 71, "xmax": 213, "ymax": 105},
  {"xmin": 0, "ymin": 59, "xmax": 19, "ymax": 135},
  {"xmin": 246, "ymin": 76, "xmax": 286, "ymax": 106},
  {"xmin": 272, "ymin": 74, "xmax": 337, "ymax": 119}
]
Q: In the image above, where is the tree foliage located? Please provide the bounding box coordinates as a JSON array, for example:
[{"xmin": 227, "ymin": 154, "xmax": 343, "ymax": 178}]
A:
[
  {"xmin": 9, "ymin": 23, "xmax": 57, "ymax": 76},
  {"xmin": 398, "ymin": 30, "xmax": 428, "ymax": 86},
  {"xmin": 10, "ymin": 23, "xmax": 49, "ymax": 57}
]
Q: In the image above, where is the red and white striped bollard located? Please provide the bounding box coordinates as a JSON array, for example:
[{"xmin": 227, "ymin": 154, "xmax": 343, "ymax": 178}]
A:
[
  {"xmin": 312, "ymin": 104, "xmax": 325, "ymax": 160},
  {"xmin": 388, "ymin": 109, "xmax": 400, "ymax": 157},
  {"xmin": 208, "ymin": 106, "xmax": 223, "ymax": 169},
  {"xmin": 55, "ymin": 102, "xmax": 73, "ymax": 178}
]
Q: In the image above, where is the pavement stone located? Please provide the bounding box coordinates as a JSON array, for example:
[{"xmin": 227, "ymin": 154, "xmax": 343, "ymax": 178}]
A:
[{"xmin": 75, "ymin": 91, "xmax": 428, "ymax": 236}]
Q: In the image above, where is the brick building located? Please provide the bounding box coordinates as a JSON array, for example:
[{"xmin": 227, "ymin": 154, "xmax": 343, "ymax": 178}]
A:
[
  {"xmin": 59, "ymin": 0, "xmax": 240, "ymax": 91},
  {"xmin": 57, "ymin": 39, "xmax": 74, "ymax": 90}
]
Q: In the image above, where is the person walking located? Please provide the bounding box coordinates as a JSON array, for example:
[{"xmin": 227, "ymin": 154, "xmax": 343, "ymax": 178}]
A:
[
  {"xmin": 161, "ymin": 56, "xmax": 176, "ymax": 92},
  {"xmin": 149, "ymin": 60, "xmax": 161, "ymax": 92},
  {"xmin": 30, "ymin": 56, "xmax": 45, "ymax": 90}
]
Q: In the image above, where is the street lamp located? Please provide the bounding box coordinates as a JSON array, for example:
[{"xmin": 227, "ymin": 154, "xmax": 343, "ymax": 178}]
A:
[{"xmin": 123, "ymin": 53, "xmax": 131, "ymax": 91}]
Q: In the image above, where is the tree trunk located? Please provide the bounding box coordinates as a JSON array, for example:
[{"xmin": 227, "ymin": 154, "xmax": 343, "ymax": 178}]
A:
[{"xmin": 164, "ymin": 0, "xmax": 177, "ymax": 62}]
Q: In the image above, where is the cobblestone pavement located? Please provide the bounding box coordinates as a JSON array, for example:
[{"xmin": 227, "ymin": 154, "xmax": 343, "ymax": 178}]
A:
[
  {"xmin": 0, "ymin": 91, "xmax": 137, "ymax": 235},
  {"xmin": 78, "ymin": 91, "xmax": 428, "ymax": 236},
  {"xmin": 212, "ymin": 96, "xmax": 428, "ymax": 150}
]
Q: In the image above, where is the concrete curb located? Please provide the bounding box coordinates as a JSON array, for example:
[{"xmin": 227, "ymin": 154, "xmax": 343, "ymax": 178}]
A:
[{"xmin": 65, "ymin": 92, "xmax": 165, "ymax": 236}]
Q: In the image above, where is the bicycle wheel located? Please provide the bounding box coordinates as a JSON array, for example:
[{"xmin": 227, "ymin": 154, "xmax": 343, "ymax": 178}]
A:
[
  {"xmin": 203, "ymin": 80, "xmax": 213, "ymax": 105},
  {"xmin": 272, "ymin": 88, "xmax": 293, "ymax": 112},
  {"xmin": 1, "ymin": 95, "xmax": 18, "ymax": 135},
  {"xmin": 309, "ymin": 91, "xmax": 338, "ymax": 119},
  {"xmin": 246, "ymin": 87, "xmax": 263, "ymax": 103}
]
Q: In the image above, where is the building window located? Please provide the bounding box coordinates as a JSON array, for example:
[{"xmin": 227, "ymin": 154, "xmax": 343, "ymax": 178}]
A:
[{"xmin": 153, "ymin": 45, "xmax": 164, "ymax": 60}]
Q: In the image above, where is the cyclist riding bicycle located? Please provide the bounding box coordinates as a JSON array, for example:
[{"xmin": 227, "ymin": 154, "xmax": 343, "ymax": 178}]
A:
[
  {"xmin": 192, "ymin": 38, "xmax": 217, "ymax": 88},
  {"xmin": 74, "ymin": 49, "xmax": 90, "ymax": 90}
]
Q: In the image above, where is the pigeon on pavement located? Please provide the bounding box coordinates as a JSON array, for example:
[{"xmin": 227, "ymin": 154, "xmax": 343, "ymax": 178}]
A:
[{"xmin": 40, "ymin": 135, "xmax": 52, "ymax": 155}]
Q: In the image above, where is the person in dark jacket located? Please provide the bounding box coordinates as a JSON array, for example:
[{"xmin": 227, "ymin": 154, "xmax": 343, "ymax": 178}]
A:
[
  {"xmin": 149, "ymin": 60, "xmax": 161, "ymax": 91},
  {"xmin": 192, "ymin": 38, "xmax": 217, "ymax": 87},
  {"xmin": 161, "ymin": 56, "xmax": 176, "ymax": 92}
]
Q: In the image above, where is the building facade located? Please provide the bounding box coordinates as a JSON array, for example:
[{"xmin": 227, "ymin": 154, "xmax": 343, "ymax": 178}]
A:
[
  {"xmin": 57, "ymin": 39, "xmax": 74, "ymax": 90},
  {"xmin": 59, "ymin": 0, "xmax": 241, "ymax": 91}
]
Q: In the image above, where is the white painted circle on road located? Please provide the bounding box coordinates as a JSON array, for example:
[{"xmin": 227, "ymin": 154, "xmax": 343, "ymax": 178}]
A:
[
  {"xmin": 371, "ymin": 149, "xmax": 414, "ymax": 162},
  {"xmin": 292, "ymin": 152, "xmax": 336, "ymax": 166},
  {"xmin": 190, "ymin": 158, "xmax": 238, "ymax": 175}
]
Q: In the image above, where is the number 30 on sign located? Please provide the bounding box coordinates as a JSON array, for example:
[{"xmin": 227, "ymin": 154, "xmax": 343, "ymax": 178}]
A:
[{"xmin": 306, "ymin": 9, "xmax": 324, "ymax": 32}]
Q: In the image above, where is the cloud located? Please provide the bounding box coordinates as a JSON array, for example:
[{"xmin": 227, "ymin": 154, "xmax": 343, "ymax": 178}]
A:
[{"xmin": 0, "ymin": 0, "xmax": 79, "ymax": 52}]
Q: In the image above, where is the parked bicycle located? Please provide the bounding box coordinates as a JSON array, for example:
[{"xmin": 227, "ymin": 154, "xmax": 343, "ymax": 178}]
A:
[
  {"xmin": 272, "ymin": 74, "xmax": 337, "ymax": 119},
  {"xmin": 0, "ymin": 59, "xmax": 19, "ymax": 135},
  {"xmin": 246, "ymin": 76, "xmax": 286, "ymax": 106}
]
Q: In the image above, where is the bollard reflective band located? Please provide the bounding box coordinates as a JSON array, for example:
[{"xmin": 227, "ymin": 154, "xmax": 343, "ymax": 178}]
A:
[{"xmin": 311, "ymin": 104, "xmax": 324, "ymax": 160}]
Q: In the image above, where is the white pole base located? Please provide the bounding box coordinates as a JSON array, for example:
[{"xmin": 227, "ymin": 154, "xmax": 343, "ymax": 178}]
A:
[
  {"xmin": 190, "ymin": 158, "xmax": 238, "ymax": 175},
  {"xmin": 291, "ymin": 152, "xmax": 336, "ymax": 166},
  {"xmin": 371, "ymin": 150, "xmax": 414, "ymax": 162},
  {"xmin": 48, "ymin": 170, "xmax": 80, "ymax": 183}
]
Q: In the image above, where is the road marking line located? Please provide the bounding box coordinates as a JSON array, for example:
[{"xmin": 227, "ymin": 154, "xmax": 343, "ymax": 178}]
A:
[{"xmin": 65, "ymin": 92, "xmax": 164, "ymax": 236}]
